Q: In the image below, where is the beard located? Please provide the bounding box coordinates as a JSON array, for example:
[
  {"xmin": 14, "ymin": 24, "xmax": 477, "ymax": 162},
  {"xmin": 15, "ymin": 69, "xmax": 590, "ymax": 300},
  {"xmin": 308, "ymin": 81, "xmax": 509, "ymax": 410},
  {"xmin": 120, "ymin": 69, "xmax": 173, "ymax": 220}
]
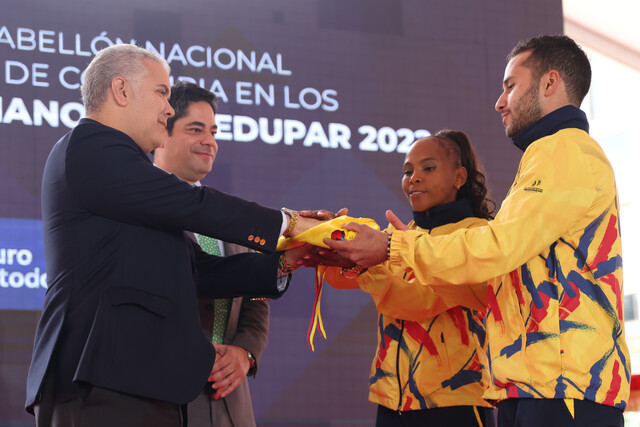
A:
[{"xmin": 505, "ymin": 83, "xmax": 544, "ymax": 138}]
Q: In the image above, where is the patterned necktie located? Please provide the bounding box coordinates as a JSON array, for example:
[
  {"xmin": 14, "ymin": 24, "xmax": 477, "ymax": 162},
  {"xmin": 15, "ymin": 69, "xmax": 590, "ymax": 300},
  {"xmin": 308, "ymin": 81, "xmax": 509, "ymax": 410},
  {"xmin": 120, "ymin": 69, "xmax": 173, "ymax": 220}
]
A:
[{"xmin": 196, "ymin": 234, "xmax": 231, "ymax": 344}]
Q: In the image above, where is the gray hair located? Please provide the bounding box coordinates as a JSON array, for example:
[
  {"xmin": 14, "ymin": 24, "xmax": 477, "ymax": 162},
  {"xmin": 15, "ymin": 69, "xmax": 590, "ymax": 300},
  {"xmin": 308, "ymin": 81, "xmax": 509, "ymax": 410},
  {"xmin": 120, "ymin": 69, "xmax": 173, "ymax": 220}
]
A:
[{"xmin": 81, "ymin": 44, "xmax": 170, "ymax": 114}]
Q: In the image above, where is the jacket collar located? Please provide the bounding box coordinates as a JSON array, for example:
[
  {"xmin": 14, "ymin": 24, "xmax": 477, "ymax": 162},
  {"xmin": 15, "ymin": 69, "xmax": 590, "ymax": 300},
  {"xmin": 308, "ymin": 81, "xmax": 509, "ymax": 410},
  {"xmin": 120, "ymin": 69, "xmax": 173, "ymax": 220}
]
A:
[
  {"xmin": 510, "ymin": 105, "xmax": 589, "ymax": 152},
  {"xmin": 78, "ymin": 117, "xmax": 152, "ymax": 163},
  {"xmin": 412, "ymin": 198, "xmax": 474, "ymax": 230}
]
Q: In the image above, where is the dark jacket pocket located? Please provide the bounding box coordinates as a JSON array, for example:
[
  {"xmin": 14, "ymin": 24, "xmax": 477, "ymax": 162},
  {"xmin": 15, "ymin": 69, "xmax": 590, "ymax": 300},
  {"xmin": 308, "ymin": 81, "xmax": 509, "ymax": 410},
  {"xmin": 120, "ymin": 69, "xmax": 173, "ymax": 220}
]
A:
[{"xmin": 108, "ymin": 286, "xmax": 171, "ymax": 318}]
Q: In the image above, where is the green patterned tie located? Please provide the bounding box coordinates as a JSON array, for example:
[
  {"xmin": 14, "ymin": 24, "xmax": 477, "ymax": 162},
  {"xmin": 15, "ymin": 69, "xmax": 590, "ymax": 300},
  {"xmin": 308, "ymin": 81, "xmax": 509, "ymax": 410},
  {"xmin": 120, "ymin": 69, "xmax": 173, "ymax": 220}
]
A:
[{"xmin": 196, "ymin": 234, "xmax": 231, "ymax": 344}]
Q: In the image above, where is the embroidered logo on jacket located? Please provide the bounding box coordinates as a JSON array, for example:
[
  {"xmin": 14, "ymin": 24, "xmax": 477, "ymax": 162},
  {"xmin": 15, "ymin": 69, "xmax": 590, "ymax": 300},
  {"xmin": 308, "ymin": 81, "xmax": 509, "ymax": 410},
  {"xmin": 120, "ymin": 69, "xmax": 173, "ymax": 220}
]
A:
[{"xmin": 524, "ymin": 179, "xmax": 543, "ymax": 193}]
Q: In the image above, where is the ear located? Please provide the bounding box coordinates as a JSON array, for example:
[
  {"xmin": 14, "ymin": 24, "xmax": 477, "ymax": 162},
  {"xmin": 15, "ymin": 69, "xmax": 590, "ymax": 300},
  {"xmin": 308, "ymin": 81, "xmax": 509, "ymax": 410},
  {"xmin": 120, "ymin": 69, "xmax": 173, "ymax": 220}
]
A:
[
  {"xmin": 110, "ymin": 77, "xmax": 130, "ymax": 107},
  {"xmin": 455, "ymin": 166, "xmax": 468, "ymax": 190},
  {"xmin": 541, "ymin": 70, "xmax": 561, "ymax": 97}
]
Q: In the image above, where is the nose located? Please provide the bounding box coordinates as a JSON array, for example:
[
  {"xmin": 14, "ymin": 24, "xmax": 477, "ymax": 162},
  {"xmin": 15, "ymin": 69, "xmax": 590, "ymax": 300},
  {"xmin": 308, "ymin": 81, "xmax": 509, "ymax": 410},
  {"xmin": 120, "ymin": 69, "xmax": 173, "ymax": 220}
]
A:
[
  {"xmin": 495, "ymin": 91, "xmax": 506, "ymax": 112},
  {"xmin": 165, "ymin": 99, "xmax": 175, "ymax": 117},
  {"xmin": 410, "ymin": 173, "xmax": 421, "ymax": 184},
  {"xmin": 202, "ymin": 132, "xmax": 218, "ymax": 151}
]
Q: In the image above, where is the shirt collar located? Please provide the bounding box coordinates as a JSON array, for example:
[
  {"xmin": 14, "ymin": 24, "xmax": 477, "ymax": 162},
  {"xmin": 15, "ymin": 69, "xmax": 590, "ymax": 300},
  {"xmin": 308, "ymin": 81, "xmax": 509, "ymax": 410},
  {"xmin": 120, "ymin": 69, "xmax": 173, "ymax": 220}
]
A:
[
  {"xmin": 412, "ymin": 198, "xmax": 474, "ymax": 230},
  {"xmin": 510, "ymin": 105, "xmax": 589, "ymax": 152}
]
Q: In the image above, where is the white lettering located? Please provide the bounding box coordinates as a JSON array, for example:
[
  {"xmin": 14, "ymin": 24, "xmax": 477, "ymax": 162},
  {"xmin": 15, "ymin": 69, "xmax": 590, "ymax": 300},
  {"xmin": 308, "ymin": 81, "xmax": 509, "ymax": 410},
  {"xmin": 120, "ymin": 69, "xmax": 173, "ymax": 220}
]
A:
[
  {"xmin": 16, "ymin": 27, "xmax": 35, "ymax": 50},
  {"xmin": 0, "ymin": 267, "xmax": 47, "ymax": 289},
  {"xmin": 259, "ymin": 118, "xmax": 282, "ymax": 144},
  {"xmin": 255, "ymin": 53, "xmax": 274, "ymax": 73},
  {"xmin": 204, "ymin": 115, "xmax": 353, "ymax": 150},
  {"xmin": 213, "ymin": 48, "xmax": 235, "ymax": 70},
  {"xmin": 283, "ymin": 87, "xmax": 338, "ymax": 111},
  {"xmin": 59, "ymin": 66, "xmax": 81, "ymax": 89},
  {"xmin": 2, "ymin": 97, "xmax": 32, "ymax": 125},
  {"xmin": 276, "ymin": 53, "xmax": 292, "ymax": 75},
  {"xmin": 208, "ymin": 80, "xmax": 228, "ymax": 103},
  {"xmin": 167, "ymin": 43, "xmax": 187, "ymax": 66},
  {"xmin": 236, "ymin": 82, "xmax": 253, "ymax": 105},
  {"xmin": 322, "ymin": 89, "xmax": 339, "ymax": 112},
  {"xmin": 58, "ymin": 32, "xmax": 74, "ymax": 55},
  {"xmin": 0, "ymin": 97, "xmax": 84, "ymax": 128},
  {"xmin": 299, "ymin": 87, "xmax": 323, "ymax": 110},
  {"xmin": 283, "ymin": 119, "xmax": 306, "ymax": 145},
  {"xmin": 303, "ymin": 121, "xmax": 330, "ymax": 148},
  {"xmin": 75, "ymin": 33, "xmax": 91, "ymax": 56},
  {"xmin": 38, "ymin": 30, "xmax": 56, "ymax": 53},
  {"xmin": 60, "ymin": 102, "xmax": 84, "ymax": 128},
  {"xmin": 186, "ymin": 45, "xmax": 205, "ymax": 67},
  {"xmin": 0, "ymin": 248, "xmax": 33, "ymax": 266},
  {"xmin": 32, "ymin": 63, "xmax": 49, "ymax": 87},
  {"xmin": 283, "ymin": 86, "xmax": 300, "ymax": 109},
  {"xmin": 16, "ymin": 249, "xmax": 32, "ymax": 266},
  {"xmin": 90, "ymin": 31, "xmax": 113, "ymax": 55},
  {"xmin": 215, "ymin": 114, "xmax": 232, "ymax": 140},
  {"xmin": 255, "ymin": 84, "xmax": 275, "ymax": 106},
  {"xmin": 5, "ymin": 60, "xmax": 29, "ymax": 85},
  {"xmin": 237, "ymin": 50, "xmax": 256, "ymax": 72},
  {"xmin": 4, "ymin": 61, "xmax": 49, "ymax": 87},
  {"xmin": 329, "ymin": 123, "xmax": 351, "ymax": 149},
  {"xmin": 0, "ymin": 26, "xmax": 16, "ymax": 49},
  {"xmin": 33, "ymin": 100, "xmax": 59, "ymax": 127},
  {"xmin": 233, "ymin": 115, "xmax": 259, "ymax": 142}
]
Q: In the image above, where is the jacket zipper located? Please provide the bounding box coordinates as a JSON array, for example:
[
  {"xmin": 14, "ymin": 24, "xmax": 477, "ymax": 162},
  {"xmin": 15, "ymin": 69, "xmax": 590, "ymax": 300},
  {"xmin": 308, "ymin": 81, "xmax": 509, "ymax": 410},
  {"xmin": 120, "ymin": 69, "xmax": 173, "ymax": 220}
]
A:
[{"xmin": 396, "ymin": 319, "xmax": 405, "ymax": 414}]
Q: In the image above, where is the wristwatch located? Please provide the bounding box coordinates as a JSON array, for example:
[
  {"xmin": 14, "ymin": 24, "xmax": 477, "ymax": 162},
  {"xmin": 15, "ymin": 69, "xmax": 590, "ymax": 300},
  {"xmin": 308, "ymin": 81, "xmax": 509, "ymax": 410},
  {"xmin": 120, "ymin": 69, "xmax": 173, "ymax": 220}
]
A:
[
  {"xmin": 247, "ymin": 351, "xmax": 256, "ymax": 367},
  {"xmin": 247, "ymin": 351, "xmax": 257, "ymax": 376}
]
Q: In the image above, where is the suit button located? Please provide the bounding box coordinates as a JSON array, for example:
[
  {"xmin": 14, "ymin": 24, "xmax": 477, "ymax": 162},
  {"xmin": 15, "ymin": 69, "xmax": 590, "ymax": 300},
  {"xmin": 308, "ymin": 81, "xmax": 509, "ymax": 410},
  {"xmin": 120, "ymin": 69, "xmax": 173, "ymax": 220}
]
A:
[
  {"xmin": 260, "ymin": 239, "xmax": 266, "ymax": 245},
  {"xmin": 254, "ymin": 236, "xmax": 261, "ymax": 242},
  {"xmin": 248, "ymin": 235, "xmax": 254, "ymax": 241}
]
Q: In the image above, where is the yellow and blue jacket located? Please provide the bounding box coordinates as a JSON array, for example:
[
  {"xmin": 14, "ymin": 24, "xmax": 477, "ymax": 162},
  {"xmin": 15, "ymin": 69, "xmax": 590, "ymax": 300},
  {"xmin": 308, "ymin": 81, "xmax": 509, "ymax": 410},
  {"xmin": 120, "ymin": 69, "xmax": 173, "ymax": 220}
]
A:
[
  {"xmin": 325, "ymin": 200, "xmax": 492, "ymax": 411},
  {"xmin": 386, "ymin": 107, "xmax": 630, "ymax": 409}
]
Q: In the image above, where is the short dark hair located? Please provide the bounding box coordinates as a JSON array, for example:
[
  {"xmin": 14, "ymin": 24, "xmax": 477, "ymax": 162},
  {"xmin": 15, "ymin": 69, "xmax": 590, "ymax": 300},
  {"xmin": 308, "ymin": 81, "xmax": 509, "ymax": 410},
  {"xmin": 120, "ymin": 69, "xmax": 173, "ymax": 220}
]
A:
[
  {"xmin": 167, "ymin": 81, "xmax": 218, "ymax": 134},
  {"xmin": 508, "ymin": 35, "xmax": 591, "ymax": 106}
]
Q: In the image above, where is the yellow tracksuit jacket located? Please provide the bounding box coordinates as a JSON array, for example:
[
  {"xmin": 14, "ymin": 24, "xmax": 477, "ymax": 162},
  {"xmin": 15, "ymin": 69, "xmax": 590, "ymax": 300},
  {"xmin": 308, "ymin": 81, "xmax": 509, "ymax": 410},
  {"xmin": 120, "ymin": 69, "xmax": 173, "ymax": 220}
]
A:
[
  {"xmin": 325, "ymin": 215, "xmax": 492, "ymax": 411},
  {"xmin": 387, "ymin": 127, "xmax": 629, "ymax": 409}
]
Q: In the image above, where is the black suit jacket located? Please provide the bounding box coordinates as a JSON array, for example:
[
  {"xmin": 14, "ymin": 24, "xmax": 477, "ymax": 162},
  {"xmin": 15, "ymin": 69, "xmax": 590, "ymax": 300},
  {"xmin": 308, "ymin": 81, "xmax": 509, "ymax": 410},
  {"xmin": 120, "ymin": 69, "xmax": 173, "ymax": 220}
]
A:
[{"xmin": 26, "ymin": 118, "xmax": 284, "ymax": 411}]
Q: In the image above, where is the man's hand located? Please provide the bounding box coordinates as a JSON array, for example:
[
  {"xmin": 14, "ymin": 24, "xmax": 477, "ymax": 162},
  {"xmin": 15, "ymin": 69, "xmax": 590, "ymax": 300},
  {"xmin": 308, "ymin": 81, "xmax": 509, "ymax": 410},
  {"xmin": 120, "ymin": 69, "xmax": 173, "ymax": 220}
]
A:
[
  {"xmin": 208, "ymin": 344, "xmax": 251, "ymax": 400},
  {"xmin": 284, "ymin": 243, "xmax": 355, "ymax": 269},
  {"xmin": 288, "ymin": 208, "xmax": 349, "ymax": 236},
  {"xmin": 322, "ymin": 222, "xmax": 389, "ymax": 268},
  {"xmin": 299, "ymin": 208, "xmax": 348, "ymax": 220}
]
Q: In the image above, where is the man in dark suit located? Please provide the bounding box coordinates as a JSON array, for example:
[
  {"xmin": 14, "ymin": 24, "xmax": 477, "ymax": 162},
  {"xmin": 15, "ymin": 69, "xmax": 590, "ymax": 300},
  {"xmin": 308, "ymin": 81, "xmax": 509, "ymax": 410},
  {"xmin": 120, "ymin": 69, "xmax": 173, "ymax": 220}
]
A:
[
  {"xmin": 26, "ymin": 44, "xmax": 320, "ymax": 427},
  {"xmin": 154, "ymin": 81, "xmax": 277, "ymax": 426}
]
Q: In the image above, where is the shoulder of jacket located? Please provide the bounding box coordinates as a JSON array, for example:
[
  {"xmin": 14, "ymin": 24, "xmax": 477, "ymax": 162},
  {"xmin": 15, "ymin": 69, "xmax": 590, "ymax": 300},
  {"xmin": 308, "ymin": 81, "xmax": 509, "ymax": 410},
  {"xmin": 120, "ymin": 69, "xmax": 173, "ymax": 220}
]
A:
[
  {"xmin": 430, "ymin": 217, "xmax": 487, "ymax": 235},
  {"xmin": 528, "ymin": 128, "xmax": 591, "ymax": 152}
]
